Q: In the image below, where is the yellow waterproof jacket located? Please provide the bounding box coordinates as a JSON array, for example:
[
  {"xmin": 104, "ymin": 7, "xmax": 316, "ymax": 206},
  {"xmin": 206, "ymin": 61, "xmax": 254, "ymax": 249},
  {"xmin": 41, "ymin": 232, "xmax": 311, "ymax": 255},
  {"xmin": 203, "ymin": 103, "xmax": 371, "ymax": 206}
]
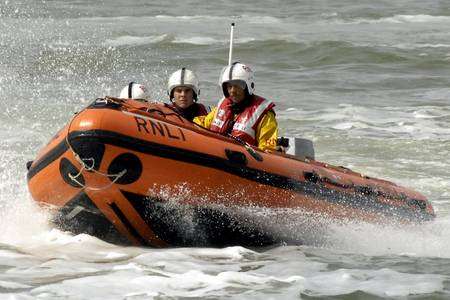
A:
[{"xmin": 193, "ymin": 107, "xmax": 278, "ymax": 151}]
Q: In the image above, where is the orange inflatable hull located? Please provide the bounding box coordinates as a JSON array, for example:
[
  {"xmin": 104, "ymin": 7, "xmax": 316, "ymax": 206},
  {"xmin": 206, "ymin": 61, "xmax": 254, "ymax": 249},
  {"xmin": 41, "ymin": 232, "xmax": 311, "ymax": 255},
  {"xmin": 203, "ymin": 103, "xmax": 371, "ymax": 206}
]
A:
[{"xmin": 27, "ymin": 98, "xmax": 435, "ymax": 247}]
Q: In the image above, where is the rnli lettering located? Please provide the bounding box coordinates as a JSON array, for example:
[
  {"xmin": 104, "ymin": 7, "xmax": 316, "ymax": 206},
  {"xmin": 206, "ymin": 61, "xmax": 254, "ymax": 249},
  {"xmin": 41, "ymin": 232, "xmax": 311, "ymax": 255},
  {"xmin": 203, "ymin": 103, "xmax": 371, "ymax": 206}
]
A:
[
  {"xmin": 135, "ymin": 117, "xmax": 149, "ymax": 133},
  {"xmin": 134, "ymin": 117, "xmax": 186, "ymax": 141},
  {"xmin": 151, "ymin": 121, "xmax": 165, "ymax": 136}
]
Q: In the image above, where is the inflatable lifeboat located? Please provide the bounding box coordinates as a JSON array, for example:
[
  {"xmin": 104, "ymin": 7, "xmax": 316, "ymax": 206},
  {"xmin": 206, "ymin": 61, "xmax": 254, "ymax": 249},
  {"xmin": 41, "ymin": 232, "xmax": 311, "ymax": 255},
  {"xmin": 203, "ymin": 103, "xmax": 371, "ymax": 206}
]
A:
[{"xmin": 27, "ymin": 97, "xmax": 435, "ymax": 247}]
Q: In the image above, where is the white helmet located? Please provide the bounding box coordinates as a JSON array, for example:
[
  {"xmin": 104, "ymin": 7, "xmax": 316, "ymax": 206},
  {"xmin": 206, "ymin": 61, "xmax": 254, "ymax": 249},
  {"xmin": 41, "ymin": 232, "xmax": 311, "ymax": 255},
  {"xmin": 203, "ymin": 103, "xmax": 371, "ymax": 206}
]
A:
[
  {"xmin": 220, "ymin": 62, "xmax": 255, "ymax": 97},
  {"xmin": 167, "ymin": 68, "xmax": 200, "ymax": 101},
  {"xmin": 119, "ymin": 82, "xmax": 149, "ymax": 99}
]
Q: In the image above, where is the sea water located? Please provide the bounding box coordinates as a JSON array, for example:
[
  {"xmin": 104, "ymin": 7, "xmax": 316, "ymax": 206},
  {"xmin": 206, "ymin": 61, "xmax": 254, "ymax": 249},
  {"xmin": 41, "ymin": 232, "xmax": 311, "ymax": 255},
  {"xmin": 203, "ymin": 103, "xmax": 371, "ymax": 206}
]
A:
[{"xmin": 1, "ymin": 0, "xmax": 450, "ymax": 298}]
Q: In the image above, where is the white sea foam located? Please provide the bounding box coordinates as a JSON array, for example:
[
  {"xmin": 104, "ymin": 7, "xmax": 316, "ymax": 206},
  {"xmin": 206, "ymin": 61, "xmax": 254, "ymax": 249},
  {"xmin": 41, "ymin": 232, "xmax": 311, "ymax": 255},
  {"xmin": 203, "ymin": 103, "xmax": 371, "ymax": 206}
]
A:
[
  {"xmin": 78, "ymin": 14, "xmax": 282, "ymax": 29},
  {"xmin": 242, "ymin": 14, "xmax": 282, "ymax": 24},
  {"xmin": 0, "ymin": 176, "xmax": 50, "ymax": 247},
  {"xmin": 332, "ymin": 121, "xmax": 368, "ymax": 130},
  {"xmin": 326, "ymin": 217, "xmax": 450, "ymax": 258},
  {"xmin": 279, "ymin": 104, "xmax": 450, "ymax": 139},
  {"xmin": 104, "ymin": 35, "xmax": 260, "ymax": 46},
  {"xmin": 380, "ymin": 14, "xmax": 450, "ymax": 24},
  {"xmin": 391, "ymin": 43, "xmax": 450, "ymax": 50},
  {"xmin": 26, "ymin": 262, "xmax": 303, "ymax": 299},
  {"xmin": 9, "ymin": 241, "xmax": 444, "ymax": 299},
  {"xmin": 172, "ymin": 36, "xmax": 260, "ymax": 45},
  {"xmin": 0, "ymin": 280, "xmax": 32, "ymax": 289},
  {"xmin": 104, "ymin": 34, "xmax": 169, "ymax": 47},
  {"xmin": 302, "ymin": 268, "xmax": 444, "ymax": 297},
  {"xmin": 172, "ymin": 36, "xmax": 221, "ymax": 45},
  {"xmin": 155, "ymin": 14, "xmax": 281, "ymax": 24},
  {"xmin": 335, "ymin": 14, "xmax": 450, "ymax": 25},
  {"xmin": 155, "ymin": 14, "xmax": 226, "ymax": 22}
]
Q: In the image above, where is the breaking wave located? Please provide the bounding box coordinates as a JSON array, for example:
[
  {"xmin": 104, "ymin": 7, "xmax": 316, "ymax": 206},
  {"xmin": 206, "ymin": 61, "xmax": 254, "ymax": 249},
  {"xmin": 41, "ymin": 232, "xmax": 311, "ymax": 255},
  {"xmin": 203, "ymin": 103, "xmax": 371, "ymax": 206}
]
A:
[{"xmin": 337, "ymin": 14, "xmax": 450, "ymax": 25}]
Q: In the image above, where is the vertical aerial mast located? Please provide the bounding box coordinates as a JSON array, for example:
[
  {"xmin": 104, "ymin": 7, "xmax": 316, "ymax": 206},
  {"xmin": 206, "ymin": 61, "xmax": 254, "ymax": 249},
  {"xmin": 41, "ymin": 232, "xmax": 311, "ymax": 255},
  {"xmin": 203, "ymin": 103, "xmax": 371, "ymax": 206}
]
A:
[{"xmin": 228, "ymin": 23, "xmax": 235, "ymax": 66}]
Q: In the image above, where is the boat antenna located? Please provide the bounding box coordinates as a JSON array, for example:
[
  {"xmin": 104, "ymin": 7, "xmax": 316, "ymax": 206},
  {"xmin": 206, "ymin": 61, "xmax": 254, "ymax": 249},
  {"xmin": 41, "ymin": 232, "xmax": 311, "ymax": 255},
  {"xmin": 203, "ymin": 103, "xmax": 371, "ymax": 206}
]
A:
[
  {"xmin": 228, "ymin": 23, "xmax": 235, "ymax": 66},
  {"xmin": 225, "ymin": 23, "xmax": 264, "ymax": 162}
]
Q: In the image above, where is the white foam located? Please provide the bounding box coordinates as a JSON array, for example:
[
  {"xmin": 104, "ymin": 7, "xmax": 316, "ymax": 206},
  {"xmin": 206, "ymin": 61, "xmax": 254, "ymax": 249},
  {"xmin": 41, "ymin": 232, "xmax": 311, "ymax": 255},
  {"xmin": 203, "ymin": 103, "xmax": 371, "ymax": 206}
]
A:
[
  {"xmin": 242, "ymin": 14, "xmax": 282, "ymax": 24},
  {"xmin": 321, "ymin": 12, "xmax": 339, "ymax": 18},
  {"xmin": 382, "ymin": 14, "xmax": 450, "ymax": 23},
  {"xmin": 392, "ymin": 43, "xmax": 450, "ymax": 50},
  {"xmin": 155, "ymin": 14, "xmax": 225, "ymax": 22},
  {"xmin": 0, "ymin": 280, "xmax": 32, "ymax": 289},
  {"xmin": 188, "ymin": 246, "xmax": 258, "ymax": 261},
  {"xmin": 0, "ymin": 196, "xmax": 50, "ymax": 246},
  {"xmin": 279, "ymin": 104, "xmax": 450, "ymax": 139},
  {"xmin": 104, "ymin": 34, "xmax": 169, "ymax": 47},
  {"xmin": 303, "ymin": 268, "xmax": 444, "ymax": 297},
  {"xmin": 332, "ymin": 121, "xmax": 368, "ymax": 130},
  {"xmin": 154, "ymin": 14, "xmax": 281, "ymax": 24},
  {"xmin": 78, "ymin": 14, "xmax": 282, "ymax": 28},
  {"xmin": 23, "ymin": 244, "xmax": 445, "ymax": 299},
  {"xmin": 28, "ymin": 265, "xmax": 304, "ymax": 299},
  {"xmin": 103, "ymin": 251, "xmax": 129, "ymax": 259},
  {"xmin": 326, "ymin": 217, "xmax": 450, "ymax": 258},
  {"xmin": 9, "ymin": 230, "xmax": 142, "ymax": 263},
  {"xmin": 338, "ymin": 14, "xmax": 450, "ymax": 25},
  {"xmin": 172, "ymin": 36, "xmax": 257, "ymax": 45},
  {"xmin": 113, "ymin": 262, "xmax": 143, "ymax": 272},
  {"xmin": 172, "ymin": 36, "xmax": 221, "ymax": 45}
]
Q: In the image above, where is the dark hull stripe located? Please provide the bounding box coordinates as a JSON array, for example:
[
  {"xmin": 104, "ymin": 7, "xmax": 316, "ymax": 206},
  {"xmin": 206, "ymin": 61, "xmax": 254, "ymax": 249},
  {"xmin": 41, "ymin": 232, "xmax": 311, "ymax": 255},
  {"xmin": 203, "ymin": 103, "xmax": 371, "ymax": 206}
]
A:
[
  {"xmin": 69, "ymin": 130, "xmax": 433, "ymax": 221},
  {"xmin": 122, "ymin": 190, "xmax": 277, "ymax": 247},
  {"xmin": 53, "ymin": 191, "xmax": 130, "ymax": 245},
  {"xmin": 27, "ymin": 139, "xmax": 69, "ymax": 181},
  {"xmin": 108, "ymin": 202, "xmax": 149, "ymax": 246},
  {"xmin": 28, "ymin": 128, "xmax": 433, "ymax": 221}
]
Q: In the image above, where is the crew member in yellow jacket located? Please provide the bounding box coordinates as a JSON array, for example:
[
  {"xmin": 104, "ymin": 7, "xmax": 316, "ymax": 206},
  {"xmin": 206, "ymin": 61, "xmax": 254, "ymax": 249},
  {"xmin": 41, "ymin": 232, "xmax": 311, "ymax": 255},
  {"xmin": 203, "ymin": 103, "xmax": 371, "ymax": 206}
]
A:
[{"xmin": 194, "ymin": 62, "xmax": 278, "ymax": 151}]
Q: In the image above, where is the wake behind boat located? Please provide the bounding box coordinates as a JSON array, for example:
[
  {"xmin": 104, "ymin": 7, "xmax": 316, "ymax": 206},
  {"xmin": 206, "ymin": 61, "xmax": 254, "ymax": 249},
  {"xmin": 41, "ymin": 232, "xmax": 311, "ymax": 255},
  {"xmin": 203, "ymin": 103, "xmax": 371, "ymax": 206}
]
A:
[{"xmin": 26, "ymin": 97, "xmax": 435, "ymax": 247}]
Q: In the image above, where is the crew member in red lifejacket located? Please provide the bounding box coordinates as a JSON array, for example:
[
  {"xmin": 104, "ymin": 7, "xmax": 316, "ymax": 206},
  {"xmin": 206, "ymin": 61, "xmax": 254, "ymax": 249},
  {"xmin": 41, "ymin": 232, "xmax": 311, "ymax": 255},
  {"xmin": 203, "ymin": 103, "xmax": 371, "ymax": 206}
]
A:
[
  {"xmin": 167, "ymin": 68, "xmax": 208, "ymax": 121},
  {"xmin": 119, "ymin": 82, "xmax": 149, "ymax": 100},
  {"xmin": 194, "ymin": 62, "xmax": 278, "ymax": 151}
]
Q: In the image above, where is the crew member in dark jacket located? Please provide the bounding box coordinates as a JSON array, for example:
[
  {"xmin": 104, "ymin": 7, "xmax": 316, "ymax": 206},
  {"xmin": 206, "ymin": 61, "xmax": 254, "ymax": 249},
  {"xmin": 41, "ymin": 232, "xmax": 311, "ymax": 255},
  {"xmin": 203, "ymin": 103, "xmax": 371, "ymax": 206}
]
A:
[{"xmin": 167, "ymin": 68, "xmax": 208, "ymax": 121}]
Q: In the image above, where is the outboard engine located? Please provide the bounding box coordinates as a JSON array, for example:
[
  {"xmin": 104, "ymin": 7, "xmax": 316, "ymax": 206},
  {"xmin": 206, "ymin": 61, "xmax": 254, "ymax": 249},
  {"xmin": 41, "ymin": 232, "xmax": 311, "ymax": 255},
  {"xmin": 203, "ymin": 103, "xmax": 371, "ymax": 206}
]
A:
[{"xmin": 278, "ymin": 137, "xmax": 315, "ymax": 160}]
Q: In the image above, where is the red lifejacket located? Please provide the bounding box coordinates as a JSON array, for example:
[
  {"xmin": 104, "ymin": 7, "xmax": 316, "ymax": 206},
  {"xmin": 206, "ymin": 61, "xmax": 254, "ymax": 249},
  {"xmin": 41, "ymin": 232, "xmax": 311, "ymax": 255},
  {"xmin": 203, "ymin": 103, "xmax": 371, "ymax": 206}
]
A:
[
  {"xmin": 168, "ymin": 103, "xmax": 208, "ymax": 121},
  {"xmin": 209, "ymin": 95, "xmax": 275, "ymax": 145}
]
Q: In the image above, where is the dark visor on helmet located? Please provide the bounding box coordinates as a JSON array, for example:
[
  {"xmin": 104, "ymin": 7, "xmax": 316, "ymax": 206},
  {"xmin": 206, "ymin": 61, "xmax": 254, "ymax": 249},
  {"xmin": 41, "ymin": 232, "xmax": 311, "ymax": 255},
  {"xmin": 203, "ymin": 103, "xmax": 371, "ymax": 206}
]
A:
[{"xmin": 224, "ymin": 80, "xmax": 246, "ymax": 90}]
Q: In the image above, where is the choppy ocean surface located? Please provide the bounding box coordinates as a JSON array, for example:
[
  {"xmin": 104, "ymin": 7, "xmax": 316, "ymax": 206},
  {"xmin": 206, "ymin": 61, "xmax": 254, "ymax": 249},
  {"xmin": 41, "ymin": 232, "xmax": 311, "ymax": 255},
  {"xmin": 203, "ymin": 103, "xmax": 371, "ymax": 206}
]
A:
[{"xmin": 1, "ymin": 0, "xmax": 450, "ymax": 298}]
